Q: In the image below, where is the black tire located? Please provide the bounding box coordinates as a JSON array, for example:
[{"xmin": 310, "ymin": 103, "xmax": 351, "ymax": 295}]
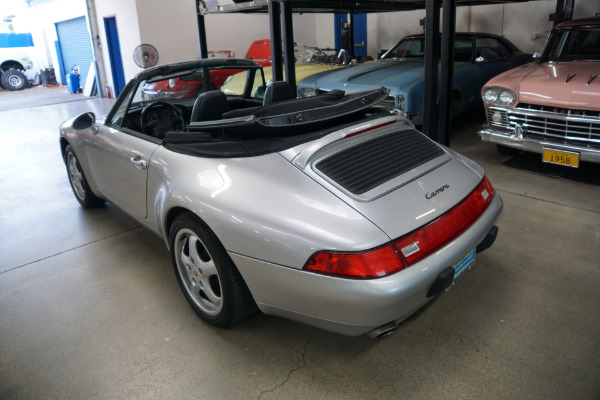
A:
[
  {"xmin": 496, "ymin": 144, "xmax": 520, "ymax": 156},
  {"xmin": 169, "ymin": 212, "xmax": 256, "ymax": 327},
  {"xmin": 64, "ymin": 145, "xmax": 105, "ymax": 208},
  {"xmin": 1, "ymin": 68, "xmax": 27, "ymax": 91}
]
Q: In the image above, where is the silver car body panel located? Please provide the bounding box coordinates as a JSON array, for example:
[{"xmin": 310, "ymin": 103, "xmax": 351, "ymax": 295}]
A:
[{"xmin": 232, "ymin": 194, "xmax": 502, "ymax": 336}]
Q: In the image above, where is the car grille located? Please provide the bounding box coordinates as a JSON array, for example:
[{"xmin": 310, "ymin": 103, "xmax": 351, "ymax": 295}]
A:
[
  {"xmin": 508, "ymin": 103, "xmax": 600, "ymax": 149},
  {"xmin": 315, "ymin": 130, "xmax": 445, "ymax": 195}
]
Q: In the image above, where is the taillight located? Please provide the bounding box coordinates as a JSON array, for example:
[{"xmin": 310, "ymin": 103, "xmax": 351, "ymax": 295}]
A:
[
  {"xmin": 304, "ymin": 244, "xmax": 406, "ymax": 279},
  {"xmin": 303, "ymin": 176, "xmax": 495, "ymax": 279},
  {"xmin": 392, "ymin": 176, "xmax": 495, "ymax": 266}
]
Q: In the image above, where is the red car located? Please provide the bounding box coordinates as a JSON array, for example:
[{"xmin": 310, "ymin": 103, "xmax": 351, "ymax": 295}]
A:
[{"xmin": 142, "ymin": 40, "xmax": 272, "ymax": 100}]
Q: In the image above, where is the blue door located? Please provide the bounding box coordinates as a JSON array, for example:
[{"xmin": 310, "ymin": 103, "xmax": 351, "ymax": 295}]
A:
[
  {"xmin": 104, "ymin": 17, "xmax": 126, "ymax": 96},
  {"xmin": 334, "ymin": 13, "xmax": 367, "ymax": 58}
]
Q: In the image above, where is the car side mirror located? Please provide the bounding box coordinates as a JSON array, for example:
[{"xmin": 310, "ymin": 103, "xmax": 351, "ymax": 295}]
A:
[
  {"xmin": 475, "ymin": 56, "xmax": 485, "ymax": 64},
  {"xmin": 72, "ymin": 112, "xmax": 96, "ymax": 130}
]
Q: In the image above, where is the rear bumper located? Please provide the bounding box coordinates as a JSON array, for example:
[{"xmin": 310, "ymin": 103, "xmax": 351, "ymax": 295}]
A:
[
  {"xmin": 232, "ymin": 193, "xmax": 503, "ymax": 336},
  {"xmin": 478, "ymin": 126, "xmax": 600, "ymax": 164}
]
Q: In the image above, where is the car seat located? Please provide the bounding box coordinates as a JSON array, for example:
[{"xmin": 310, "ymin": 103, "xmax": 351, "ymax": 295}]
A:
[{"xmin": 191, "ymin": 90, "xmax": 230, "ymax": 122}]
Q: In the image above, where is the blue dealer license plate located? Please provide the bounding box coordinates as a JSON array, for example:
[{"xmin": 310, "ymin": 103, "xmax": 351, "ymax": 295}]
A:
[{"xmin": 453, "ymin": 249, "xmax": 476, "ymax": 282}]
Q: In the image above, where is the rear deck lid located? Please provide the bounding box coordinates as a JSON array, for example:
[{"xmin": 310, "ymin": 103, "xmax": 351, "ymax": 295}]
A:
[{"xmin": 292, "ymin": 120, "xmax": 484, "ymax": 238}]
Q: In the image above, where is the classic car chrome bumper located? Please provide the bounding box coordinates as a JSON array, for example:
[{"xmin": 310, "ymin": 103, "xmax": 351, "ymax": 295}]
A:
[
  {"xmin": 478, "ymin": 126, "xmax": 600, "ymax": 164},
  {"xmin": 231, "ymin": 194, "xmax": 503, "ymax": 337},
  {"xmin": 479, "ymin": 105, "xmax": 600, "ymax": 164}
]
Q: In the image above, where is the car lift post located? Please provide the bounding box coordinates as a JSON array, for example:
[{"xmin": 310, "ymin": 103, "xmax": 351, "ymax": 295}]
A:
[
  {"xmin": 268, "ymin": 0, "xmax": 284, "ymax": 82},
  {"xmin": 196, "ymin": 0, "xmax": 208, "ymax": 59},
  {"xmin": 423, "ymin": 0, "xmax": 441, "ymax": 142},
  {"xmin": 438, "ymin": 0, "xmax": 456, "ymax": 147},
  {"xmin": 280, "ymin": 1, "xmax": 297, "ymax": 94},
  {"xmin": 423, "ymin": 0, "xmax": 456, "ymax": 146}
]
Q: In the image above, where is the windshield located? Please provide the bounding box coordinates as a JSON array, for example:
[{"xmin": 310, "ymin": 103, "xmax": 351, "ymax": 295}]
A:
[
  {"xmin": 107, "ymin": 63, "xmax": 266, "ymax": 134},
  {"xmin": 137, "ymin": 68, "xmax": 253, "ymax": 103},
  {"xmin": 382, "ymin": 37, "xmax": 425, "ymax": 59},
  {"xmin": 382, "ymin": 37, "xmax": 474, "ymax": 62},
  {"xmin": 542, "ymin": 26, "xmax": 600, "ymax": 62}
]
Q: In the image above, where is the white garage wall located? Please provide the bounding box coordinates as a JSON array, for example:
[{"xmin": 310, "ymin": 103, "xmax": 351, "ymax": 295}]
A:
[
  {"xmin": 201, "ymin": 12, "xmax": 319, "ymax": 59},
  {"xmin": 134, "ymin": 0, "xmax": 198, "ymax": 65},
  {"xmin": 93, "ymin": 0, "xmax": 141, "ymax": 92},
  {"xmin": 314, "ymin": 13, "xmax": 336, "ymax": 49}
]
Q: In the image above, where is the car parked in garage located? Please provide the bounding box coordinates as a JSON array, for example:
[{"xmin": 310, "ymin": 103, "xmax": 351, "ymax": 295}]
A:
[
  {"xmin": 59, "ymin": 58, "xmax": 502, "ymax": 337},
  {"xmin": 478, "ymin": 17, "xmax": 600, "ymax": 167},
  {"xmin": 297, "ymin": 32, "xmax": 532, "ymax": 124}
]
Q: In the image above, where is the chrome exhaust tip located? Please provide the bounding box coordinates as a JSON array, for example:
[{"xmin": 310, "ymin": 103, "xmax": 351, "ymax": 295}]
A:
[{"xmin": 367, "ymin": 322, "xmax": 399, "ymax": 339}]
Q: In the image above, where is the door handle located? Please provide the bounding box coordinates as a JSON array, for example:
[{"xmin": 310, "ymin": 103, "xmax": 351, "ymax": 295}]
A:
[{"xmin": 130, "ymin": 156, "xmax": 147, "ymax": 170}]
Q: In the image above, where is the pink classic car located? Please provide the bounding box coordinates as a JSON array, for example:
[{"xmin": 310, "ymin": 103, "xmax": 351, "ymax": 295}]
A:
[{"xmin": 478, "ymin": 17, "xmax": 600, "ymax": 168}]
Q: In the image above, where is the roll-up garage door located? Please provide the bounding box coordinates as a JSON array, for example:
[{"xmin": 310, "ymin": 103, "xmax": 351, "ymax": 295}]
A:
[{"xmin": 56, "ymin": 16, "xmax": 93, "ymax": 88}]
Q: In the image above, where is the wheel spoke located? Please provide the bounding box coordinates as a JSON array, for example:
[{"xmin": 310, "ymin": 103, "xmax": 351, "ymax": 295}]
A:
[
  {"xmin": 198, "ymin": 260, "xmax": 221, "ymax": 305},
  {"xmin": 201, "ymin": 285, "xmax": 222, "ymax": 307},
  {"xmin": 179, "ymin": 236, "xmax": 194, "ymax": 281},
  {"xmin": 187, "ymin": 236, "xmax": 204, "ymax": 265},
  {"xmin": 200, "ymin": 258, "xmax": 218, "ymax": 277}
]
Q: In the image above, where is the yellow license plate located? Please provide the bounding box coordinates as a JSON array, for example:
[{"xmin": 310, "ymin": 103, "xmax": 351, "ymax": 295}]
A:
[{"xmin": 542, "ymin": 148, "xmax": 580, "ymax": 168}]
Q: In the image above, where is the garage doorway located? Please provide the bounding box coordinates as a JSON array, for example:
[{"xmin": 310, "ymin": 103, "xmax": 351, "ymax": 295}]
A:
[
  {"xmin": 55, "ymin": 16, "xmax": 93, "ymax": 88},
  {"xmin": 103, "ymin": 17, "xmax": 126, "ymax": 97}
]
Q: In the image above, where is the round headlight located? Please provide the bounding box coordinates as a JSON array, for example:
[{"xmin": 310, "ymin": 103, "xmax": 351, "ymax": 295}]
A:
[
  {"xmin": 483, "ymin": 88, "xmax": 499, "ymax": 105},
  {"xmin": 499, "ymin": 90, "xmax": 515, "ymax": 106}
]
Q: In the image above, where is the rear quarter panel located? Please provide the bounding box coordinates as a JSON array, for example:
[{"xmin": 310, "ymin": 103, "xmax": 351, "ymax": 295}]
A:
[{"xmin": 147, "ymin": 149, "xmax": 390, "ymax": 269}]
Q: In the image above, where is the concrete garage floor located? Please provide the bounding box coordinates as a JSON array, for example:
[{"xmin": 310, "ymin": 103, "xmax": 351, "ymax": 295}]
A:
[{"xmin": 0, "ymin": 96, "xmax": 599, "ymax": 400}]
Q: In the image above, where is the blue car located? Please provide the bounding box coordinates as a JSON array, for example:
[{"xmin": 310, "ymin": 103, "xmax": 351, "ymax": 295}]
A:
[{"xmin": 297, "ymin": 33, "xmax": 532, "ymax": 125}]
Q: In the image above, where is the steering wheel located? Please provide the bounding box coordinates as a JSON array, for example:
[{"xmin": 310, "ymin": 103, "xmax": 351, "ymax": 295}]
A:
[{"xmin": 140, "ymin": 101, "xmax": 186, "ymax": 137}]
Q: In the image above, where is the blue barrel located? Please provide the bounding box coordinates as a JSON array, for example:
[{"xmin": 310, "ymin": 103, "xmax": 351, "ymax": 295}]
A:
[{"xmin": 66, "ymin": 73, "xmax": 80, "ymax": 93}]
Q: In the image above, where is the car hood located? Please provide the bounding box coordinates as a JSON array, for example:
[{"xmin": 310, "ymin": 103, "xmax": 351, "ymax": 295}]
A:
[
  {"xmin": 307, "ymin": 60, "xmax": 425, "ymax": 94},
  {"xmin": 487, "ymin": 61, "xmax": 600, "ymax": 111}
]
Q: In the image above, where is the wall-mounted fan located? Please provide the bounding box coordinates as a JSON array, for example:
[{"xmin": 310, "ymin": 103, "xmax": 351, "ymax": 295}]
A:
[{"xmin": 133, "ymin": 44, "xmax": 159, "ymax": 68}]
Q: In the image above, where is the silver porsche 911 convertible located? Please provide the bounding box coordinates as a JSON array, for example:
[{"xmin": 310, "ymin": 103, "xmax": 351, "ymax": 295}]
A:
[{"xmin": 60, "ymin": 58, "xmax": 502, "ymax": 337}]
